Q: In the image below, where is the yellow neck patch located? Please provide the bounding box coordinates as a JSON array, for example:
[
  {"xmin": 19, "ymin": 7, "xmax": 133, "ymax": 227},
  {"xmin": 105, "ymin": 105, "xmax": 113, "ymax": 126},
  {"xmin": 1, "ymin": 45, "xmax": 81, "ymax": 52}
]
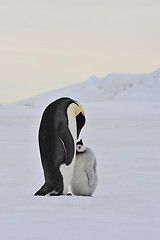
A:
[{"xmin": 74, "ymin": 101, "xmax": 85, "ymax": 117}]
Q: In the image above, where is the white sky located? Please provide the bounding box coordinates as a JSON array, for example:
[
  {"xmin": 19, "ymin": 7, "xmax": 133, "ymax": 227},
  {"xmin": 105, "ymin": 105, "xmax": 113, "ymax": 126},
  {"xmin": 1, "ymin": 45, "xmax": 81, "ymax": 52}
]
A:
[{"xmin": 0, "ymin": 0, "xmax": 160, "ymax": 104}]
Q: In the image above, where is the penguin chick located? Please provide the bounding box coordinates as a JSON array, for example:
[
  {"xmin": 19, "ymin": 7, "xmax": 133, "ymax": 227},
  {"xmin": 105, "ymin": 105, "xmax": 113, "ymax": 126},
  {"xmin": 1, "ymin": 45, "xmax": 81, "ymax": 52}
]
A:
[{"xmin": 71, "ymin": 140, "xmax": 98, "ymax": 196}]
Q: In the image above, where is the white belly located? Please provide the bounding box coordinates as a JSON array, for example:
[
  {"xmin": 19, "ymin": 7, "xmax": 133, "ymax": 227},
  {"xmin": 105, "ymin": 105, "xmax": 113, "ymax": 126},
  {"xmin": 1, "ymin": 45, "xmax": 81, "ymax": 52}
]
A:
[
  {"xmin": 60, "ymin": 160, "xmax": 75, "ymax": 194},
  {"xmin": 60, "ymin": 103, "xmax": 77, "ymax": 195}
]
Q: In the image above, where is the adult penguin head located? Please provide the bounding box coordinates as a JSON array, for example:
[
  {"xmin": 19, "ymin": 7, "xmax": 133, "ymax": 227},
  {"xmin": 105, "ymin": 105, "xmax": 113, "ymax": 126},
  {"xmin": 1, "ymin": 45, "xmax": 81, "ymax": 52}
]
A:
[{"xmin": 74, "ymin": 101, "xmax": 86, "ymax": 139}]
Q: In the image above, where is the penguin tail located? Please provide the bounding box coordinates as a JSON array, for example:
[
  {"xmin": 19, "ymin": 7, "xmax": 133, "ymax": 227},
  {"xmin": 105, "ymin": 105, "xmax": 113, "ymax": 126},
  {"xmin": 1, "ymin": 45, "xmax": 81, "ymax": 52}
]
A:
[
  {"xmin": 34, "ymin": 183, "xmax": 53, "ymax": 196},
  {"xmin": 34, "ymin": 183, "xmax": 63, "ymax": 196}
]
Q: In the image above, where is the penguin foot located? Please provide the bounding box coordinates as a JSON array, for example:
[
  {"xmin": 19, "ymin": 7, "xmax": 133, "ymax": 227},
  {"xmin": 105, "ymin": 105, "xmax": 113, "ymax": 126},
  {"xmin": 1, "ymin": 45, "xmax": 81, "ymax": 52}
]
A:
[
  {"xmin": 49, "ymin": 190, "xmax": 61, "ymax": 196},
  {"xmin": 67, "ymin": 193, "xmax": 72, "ymax": 196}
]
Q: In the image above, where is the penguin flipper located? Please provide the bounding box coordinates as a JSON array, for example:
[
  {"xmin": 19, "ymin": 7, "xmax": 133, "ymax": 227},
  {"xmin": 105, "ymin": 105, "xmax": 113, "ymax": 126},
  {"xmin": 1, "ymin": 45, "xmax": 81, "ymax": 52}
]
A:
[
  {"xmin": 84, "ymin": 166, "xmax": 95, "ymax": 187},
  {"xmin": 59, "ymin": 127, "xmax": 75, "ymax": 166}
]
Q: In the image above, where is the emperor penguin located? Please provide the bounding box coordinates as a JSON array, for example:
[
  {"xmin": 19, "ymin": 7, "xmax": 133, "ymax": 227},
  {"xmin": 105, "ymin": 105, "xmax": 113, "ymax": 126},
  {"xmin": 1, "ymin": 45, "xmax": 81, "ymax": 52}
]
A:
[
  {"xmin": 71, "ymin": 140, "xmax": 98, "ymax": 196},
  {"xmin": 35, "ymin": 97, "xmax": 85, "ymax": 196}
]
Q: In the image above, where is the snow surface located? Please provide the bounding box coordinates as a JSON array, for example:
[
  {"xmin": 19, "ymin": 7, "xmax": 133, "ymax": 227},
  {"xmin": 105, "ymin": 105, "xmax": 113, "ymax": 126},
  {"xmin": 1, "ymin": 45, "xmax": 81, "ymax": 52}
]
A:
[{"xmin": 0, "ymin": 71, "xmax": 160, "ymax": 240}]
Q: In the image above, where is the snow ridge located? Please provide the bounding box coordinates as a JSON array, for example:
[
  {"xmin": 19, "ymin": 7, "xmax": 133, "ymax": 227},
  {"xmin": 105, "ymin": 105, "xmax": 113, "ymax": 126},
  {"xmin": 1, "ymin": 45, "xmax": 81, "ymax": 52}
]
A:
[{"xmin": 12, "ymin": 69, "xmax": 160, "ymax": 107}]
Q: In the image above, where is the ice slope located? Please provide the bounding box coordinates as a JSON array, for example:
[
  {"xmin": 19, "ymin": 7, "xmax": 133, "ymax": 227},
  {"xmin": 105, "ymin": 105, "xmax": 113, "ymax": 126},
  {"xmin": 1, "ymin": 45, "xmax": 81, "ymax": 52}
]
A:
[
  {"xmin": 12, "ymin": 68, "xmax": 160, "ymax": 108},
  {"xmin": 0, "ymin": 100, "xmax": 160, "ymax": 240}
]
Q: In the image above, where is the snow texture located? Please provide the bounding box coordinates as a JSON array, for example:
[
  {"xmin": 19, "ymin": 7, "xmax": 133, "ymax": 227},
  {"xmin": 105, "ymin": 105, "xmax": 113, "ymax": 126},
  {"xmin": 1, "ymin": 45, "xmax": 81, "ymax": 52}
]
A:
[{"xmin": 0, "ymin": 70, "xmax": 160, "ymax": 240}]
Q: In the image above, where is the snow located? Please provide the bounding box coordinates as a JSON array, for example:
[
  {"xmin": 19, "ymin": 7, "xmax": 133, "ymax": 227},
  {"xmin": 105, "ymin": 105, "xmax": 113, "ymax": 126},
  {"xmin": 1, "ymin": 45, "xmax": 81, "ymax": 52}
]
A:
[
  {"xmin": 10, "ymin": 68, "xmax": 160, "ymax": 108},
  {"xmin": 0, "ymin": 70, "xmax": 160, "ymax": 239}
]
